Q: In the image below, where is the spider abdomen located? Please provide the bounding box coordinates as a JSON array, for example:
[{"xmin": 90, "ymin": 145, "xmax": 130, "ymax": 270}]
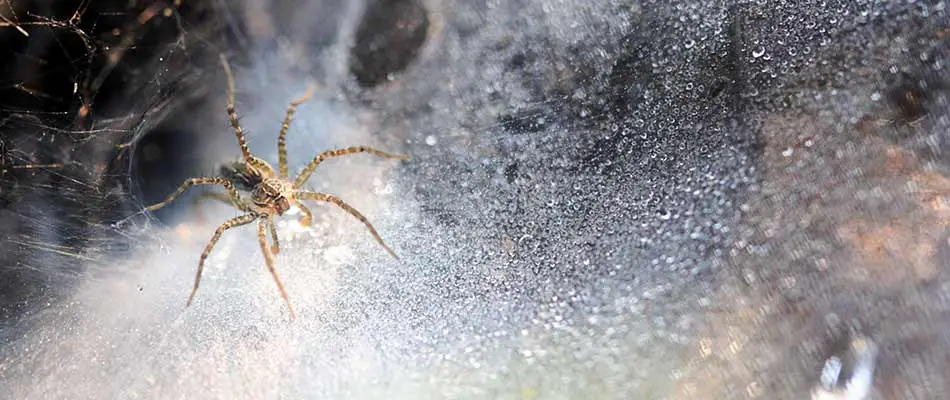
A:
[{"xmin": 219, "ymin": 159, "xmax": 259, "ymax": 192}]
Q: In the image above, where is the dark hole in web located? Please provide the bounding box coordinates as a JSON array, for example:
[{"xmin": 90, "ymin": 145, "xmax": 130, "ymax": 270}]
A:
[
  {"xmin": 349, "ymin": 0, "xmax": 429, "ymax": 88},
  {"xmin": 130, "ymin": 114, "xmax": 214, "ymax": 224},
  {"xmin": 888, "ymin": 72, "xmax": 930, "ymax": 125}
]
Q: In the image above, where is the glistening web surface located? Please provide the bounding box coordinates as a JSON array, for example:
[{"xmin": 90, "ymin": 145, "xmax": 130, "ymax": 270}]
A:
[{"xmin": 1, "ymin": 0, "xmax": 949, "ymax": 399}]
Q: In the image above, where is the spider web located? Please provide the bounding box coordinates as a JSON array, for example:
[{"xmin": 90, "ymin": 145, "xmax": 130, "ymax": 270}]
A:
[
  {"xmin": 0, "ymin": 0, "xmax": 200, "ymax": 326},
  {"xmin": 1, "ymin": 0, "xmax": 950, "ymax": 399}
]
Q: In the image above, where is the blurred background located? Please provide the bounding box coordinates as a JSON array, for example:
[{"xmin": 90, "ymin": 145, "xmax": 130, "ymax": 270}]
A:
[{"xmin": 0, "ymin": 0, "xmax": 948, "ymax": 398}]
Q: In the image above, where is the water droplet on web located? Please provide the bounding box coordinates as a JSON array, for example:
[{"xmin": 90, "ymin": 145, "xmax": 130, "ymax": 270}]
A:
[
  {"xmin": 425, "ymin": 135, "xmax": 437, "ymax": 146},
  {"xmin": 752, "ymin": 47, "xmax": 766, "ymax": 58}
]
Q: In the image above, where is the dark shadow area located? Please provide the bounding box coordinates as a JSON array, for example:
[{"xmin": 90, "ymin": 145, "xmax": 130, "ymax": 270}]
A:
[
  {"xmin": 1, "ymin": 0, "xmax": 949, "ymax": 398},
  {"xmin": 349, "ymin": 0, "xmax": 429, "ymax": 88}
]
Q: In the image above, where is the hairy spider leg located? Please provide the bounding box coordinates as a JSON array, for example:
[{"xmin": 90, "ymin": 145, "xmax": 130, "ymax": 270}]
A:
[
  {"xmin": 187, "ymin": 212, "xmax": 258, "ymax": 306},
  {"xmin": 296, "ymin": 191, "xmax": 398, "ymax": 259},
  {"xmin": 247, "ymin": 156, "xmax": 278, "ymax": 178},
  {"xmin": 293, "ymin": 146, "xmax": 409, "ymax": 189},
  {"xmin": 258, "ymin": 220, "xmax": 295, "ymax": 319},
  {"xmin": 145, "ymin": 177, "xmax": 246, "ymax": 214},
  {"xmin": 297, "ymin": 203, "xmax": 314, "ymax": 227},
  {"xmin": 268, "ymin": 216, "xmax": 280, "ymax": 254},
  {"xmin": 219, "ymin": 54, "xmax": 253, "ymax": 163},
  {"xmin": 190, "ymin": 190, "xmax": 235, "ymax": 225},
  {"xmin": 277, "ymin": 86, "xmax": 316, "ymax": 179}
]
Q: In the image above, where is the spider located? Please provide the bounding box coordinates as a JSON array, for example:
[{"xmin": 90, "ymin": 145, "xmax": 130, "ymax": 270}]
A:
[{"xmin": 143, "ymin": 55, "xmax": 408, "ymax": 319}]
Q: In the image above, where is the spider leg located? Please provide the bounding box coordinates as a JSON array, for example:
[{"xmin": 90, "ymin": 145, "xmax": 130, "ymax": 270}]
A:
[
  {"xmin": 296, "ymin": 191, "xmax": 398, "ymax": 259},
  {"xmin": 277, "ymin": 86, "xmax": 316, "ymax": 179},
  {"xmin": 268, "ymin": 216, "xmax": 280, "ymax": 254},
  {"xmin": 247, "ymin": 156, "xmax": 278, "ymax": 178},
  {"xmin": 145, "ymin": 177, "xmax": 246, "ymax": 213},
  {"xmin": 190, "ymin": 190, "xmax": 234, "ymax": 225},
  {"xmin": 297, "ymin": 201, "xmax": 313, "ymax": 228},
  {"xmin": 292, "ymin": 146, "xmax": 409, "ymax": 189},
  {"xmin": 259, "ymin": 220, "xmax": 295, "ymax": 319},
  {"xmin": 219, "ymin": 54, "xmax": 253, "ymax": 163},
  {"xmin": 297, "ymin": 203, "xmax": 313, "ymax": 227},
  {"xmin": 187, "ymin": 213, "xmax": 258, "ymax": 307}
]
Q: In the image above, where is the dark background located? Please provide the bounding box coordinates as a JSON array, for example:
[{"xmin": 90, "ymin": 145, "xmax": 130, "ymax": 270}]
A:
[{"xmin": 1, "ymin": 0, "xmax": 949, "ymax": 398}]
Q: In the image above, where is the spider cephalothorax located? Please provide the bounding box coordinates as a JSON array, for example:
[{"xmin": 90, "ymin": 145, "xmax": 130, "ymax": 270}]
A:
[
  {"xmin": 142, "ymin": 55, "xmax": 408, "ymax": 319},
  {"xmin": 252, "ymin": 177, "xmax": 294, "ymax": 215}
]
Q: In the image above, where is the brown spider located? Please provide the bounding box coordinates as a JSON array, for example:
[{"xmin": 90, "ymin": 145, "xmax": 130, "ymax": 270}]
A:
[{"xmin": 143, "ymin": 55, "xmax": 407, "ymax": 319}]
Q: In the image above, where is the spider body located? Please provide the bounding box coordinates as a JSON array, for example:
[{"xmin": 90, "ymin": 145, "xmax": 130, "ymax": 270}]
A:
[
  {"xmin": 251, "ymin": 176, "xmax": 294, "ymax": 216},
  {"xmin": 142, "ymin": 55, "xmax": 408, "ymax": 319}
]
